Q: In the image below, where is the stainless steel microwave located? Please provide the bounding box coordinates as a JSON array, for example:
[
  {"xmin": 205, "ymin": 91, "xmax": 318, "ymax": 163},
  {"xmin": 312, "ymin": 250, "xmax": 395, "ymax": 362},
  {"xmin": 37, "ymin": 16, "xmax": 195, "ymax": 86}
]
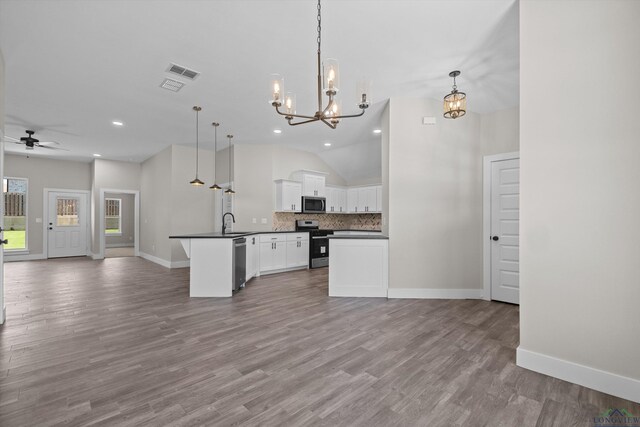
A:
[{"xmin": 302, "ymin": 196, "xmax": 326, "ymax": 214}]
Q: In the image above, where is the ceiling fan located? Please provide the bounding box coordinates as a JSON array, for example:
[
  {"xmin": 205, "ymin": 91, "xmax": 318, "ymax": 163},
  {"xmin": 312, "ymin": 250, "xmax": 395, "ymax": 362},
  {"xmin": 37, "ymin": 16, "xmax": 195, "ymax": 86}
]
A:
[{"xmin": 4, "ymin": 130, "xmax": 69, "ymax": 151}]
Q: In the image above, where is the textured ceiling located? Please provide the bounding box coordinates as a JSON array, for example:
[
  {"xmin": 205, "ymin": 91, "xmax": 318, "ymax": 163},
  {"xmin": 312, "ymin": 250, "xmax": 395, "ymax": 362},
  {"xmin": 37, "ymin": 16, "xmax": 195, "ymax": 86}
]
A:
[{"xmin": 0, "ymin": 0, "xmax": 519, "ymax": 181}]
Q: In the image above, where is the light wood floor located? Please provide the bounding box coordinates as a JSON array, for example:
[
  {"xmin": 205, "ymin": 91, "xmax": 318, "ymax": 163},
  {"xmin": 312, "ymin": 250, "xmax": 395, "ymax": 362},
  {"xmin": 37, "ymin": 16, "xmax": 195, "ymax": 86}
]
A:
[{"xmin": 1, "ymin": 257, "xmax": 638, "ymax": 426}]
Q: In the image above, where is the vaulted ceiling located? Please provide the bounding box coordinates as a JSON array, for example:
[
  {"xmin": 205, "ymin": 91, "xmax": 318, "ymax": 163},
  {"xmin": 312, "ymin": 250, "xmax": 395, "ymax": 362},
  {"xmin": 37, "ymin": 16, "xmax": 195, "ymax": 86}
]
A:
[{"xmin": 0, "ymin": 0, "xmax": 518, "ymax": 181}]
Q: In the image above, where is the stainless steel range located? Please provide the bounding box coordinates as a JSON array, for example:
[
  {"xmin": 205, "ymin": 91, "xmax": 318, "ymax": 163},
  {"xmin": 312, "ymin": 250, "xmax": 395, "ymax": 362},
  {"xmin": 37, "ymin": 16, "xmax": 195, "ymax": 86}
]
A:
[{"xmin": 295, "ymin": 220, "xmax": 334, "ymax": 268}]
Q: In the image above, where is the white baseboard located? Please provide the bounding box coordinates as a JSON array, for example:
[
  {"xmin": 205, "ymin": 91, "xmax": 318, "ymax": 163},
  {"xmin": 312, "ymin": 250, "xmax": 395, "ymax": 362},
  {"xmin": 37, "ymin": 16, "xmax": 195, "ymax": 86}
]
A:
[
  {"xmin": 105, "ymin": 243, "xmax": 135, "ymax": 248},
  {"xmin": 0, "ymin": 306, "xmax": 5, "ymax": 325},
  {"xmin": 387, "ymin": 288, "xmax": 482, "ymax": 299},
  {"xmin": 517, "ymin": 347, "xmax": 640, "ymax": 404},
  {"xmin": 90, "ymin": 252, "xmax": 104, "ymax": 260},
  {"xmin": 4, "ymin": 252, "xmax": 46, "ymax": 262},
  {"xmin": 139, "ymin": 252, "xmax": 189, "ymax": 269},
  {"xmin": 329, "ymin": 288, "xmax": 388, "ymax": 298}
]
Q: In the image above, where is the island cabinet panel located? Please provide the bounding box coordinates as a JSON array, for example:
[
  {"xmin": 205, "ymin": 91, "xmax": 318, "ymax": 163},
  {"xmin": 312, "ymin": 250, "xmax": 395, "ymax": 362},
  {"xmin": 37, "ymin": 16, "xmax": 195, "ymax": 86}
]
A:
[{"xmin": 260, "ymin": 239, "xmax": 287, "ymax": 272}]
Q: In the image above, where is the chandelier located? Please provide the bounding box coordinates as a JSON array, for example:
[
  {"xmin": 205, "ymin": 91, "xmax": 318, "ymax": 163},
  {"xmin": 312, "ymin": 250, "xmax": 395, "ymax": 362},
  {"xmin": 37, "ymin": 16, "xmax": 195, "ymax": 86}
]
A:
[
  {"xmin": 443, "ymin": 70, "xmax": 466, "ymax": 119},
  {"xmin": 269, "ymin": 0, "xmax": 370, "ymax": 129}
]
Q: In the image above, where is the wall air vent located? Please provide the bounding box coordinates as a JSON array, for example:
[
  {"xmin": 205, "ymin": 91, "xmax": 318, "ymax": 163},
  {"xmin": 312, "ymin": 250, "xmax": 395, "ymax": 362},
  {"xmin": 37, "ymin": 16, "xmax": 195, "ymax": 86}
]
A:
[
  {"xmin": 167, "ymin": 63, "xmax": 200, "ymax": 80},
  {"xmin": 160, "ymin": 78, "xmax": 186, "ymax": 92}
]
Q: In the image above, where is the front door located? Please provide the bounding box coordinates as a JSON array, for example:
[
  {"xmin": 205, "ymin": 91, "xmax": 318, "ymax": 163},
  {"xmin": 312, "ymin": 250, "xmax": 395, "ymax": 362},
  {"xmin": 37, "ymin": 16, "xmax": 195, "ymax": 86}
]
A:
[
  {"xmin": 490, "ymin": 158, "xmax": 520, "ymax": 304},
  {"xmin": 47, "ymin": 191, "xmax": 88, "ymax": 258}
]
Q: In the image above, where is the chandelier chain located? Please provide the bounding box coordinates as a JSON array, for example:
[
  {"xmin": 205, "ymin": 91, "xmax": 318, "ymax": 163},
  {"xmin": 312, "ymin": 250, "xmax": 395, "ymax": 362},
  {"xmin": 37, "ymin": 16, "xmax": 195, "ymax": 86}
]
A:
[{"xmin": 316, "ymin": 0, "xmax": 321, "ymax": 54}]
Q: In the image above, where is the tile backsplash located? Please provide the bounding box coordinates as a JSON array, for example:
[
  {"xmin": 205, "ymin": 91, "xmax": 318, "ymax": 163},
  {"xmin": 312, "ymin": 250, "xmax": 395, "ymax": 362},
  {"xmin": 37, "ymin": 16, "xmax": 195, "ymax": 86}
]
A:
[{"xmin": 273, "ymin": 212, "xmax": 381, "ymax": 231}]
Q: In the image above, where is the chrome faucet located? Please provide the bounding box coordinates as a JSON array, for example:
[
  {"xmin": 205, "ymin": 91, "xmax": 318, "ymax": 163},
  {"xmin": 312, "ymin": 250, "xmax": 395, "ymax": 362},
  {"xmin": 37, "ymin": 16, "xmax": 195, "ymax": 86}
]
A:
[{"xmin": 222, "ymin": 212, "xmax": 235, "ymax": 235}]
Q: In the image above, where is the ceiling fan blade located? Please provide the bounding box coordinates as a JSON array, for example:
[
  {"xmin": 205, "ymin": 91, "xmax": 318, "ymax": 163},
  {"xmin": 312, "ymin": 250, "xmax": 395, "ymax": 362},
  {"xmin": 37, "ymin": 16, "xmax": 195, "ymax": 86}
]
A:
[
  {"xmin": 37, "ymin": 145, "xmax": 70, "ymax": 151},
  {"xmin": 38, "ymin": 140, "xmax": 61, "ymax": 146},
  {"xmin": 3, "ymin": 135, "xmax": 20, "ymax": 142}
]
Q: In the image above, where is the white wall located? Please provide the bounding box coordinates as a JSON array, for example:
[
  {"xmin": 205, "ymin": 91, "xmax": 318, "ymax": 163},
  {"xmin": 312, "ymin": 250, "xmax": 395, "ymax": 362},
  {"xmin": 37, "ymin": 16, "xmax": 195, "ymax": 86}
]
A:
[
  {"xmin": 140, "ymin": 146, "xmax": 172, "ymax": 262},
  {"xmin": 385, "ymin": 99, "xmax": 519, "ymax": 296},
  {"xmin": 519, "ymin": 0, "xmax": 640, "ymax": 401},
  {"xmin": 4, "ymin": 154, "xmax": 91, "ymax": 256},
  {"xmin": 169, "ymin": 145, "xmax": 215, "ymax": 263}
]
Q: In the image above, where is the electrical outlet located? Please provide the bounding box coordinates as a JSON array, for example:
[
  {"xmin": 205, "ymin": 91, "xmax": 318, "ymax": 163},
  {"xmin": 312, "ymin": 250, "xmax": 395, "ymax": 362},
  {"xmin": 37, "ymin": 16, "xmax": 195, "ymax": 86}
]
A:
[
  {"xmin": 152, "ymin": 244, "xmax": 155, "ymax": 252},
  {"xmin": 129, "ymin": 236, "xmax": 133, "ymax": 241},
  {"xmin": 35, "ymin": 218, "xmax": 42, "ymax": 223},
  {"xmin": 261, "ymin": 218, "xmax": 267, "ymax": 224},
  {"xmin": 252, "ymin": 218, "xmax": 257, "ymax": 224}
]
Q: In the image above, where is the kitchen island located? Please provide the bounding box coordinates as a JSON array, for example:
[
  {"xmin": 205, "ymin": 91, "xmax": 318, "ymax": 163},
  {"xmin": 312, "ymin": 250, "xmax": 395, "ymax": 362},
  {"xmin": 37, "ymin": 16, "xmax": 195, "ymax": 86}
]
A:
[{"xmin": 328, "ymin": 234, "xmax": 389, "ymax": 298}]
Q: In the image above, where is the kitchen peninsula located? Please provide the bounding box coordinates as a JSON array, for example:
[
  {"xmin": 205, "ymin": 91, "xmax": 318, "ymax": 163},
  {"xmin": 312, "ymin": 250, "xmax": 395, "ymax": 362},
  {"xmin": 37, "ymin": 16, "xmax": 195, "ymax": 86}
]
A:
[{"xmin": 170, "ymin": 229, "xmax": 386, "ymax": 298}]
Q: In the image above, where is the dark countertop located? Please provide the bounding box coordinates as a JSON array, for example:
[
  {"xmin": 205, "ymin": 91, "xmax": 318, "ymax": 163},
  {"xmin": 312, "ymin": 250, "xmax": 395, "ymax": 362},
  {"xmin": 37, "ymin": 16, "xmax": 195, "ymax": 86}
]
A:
[
  {"xmin": 170, "ymin": 229, "xmax": 383, "ymax": 239},
  {"xmin": 326, "ymin": 229, "xmax": 382, "ymax": 232},
  {"xmin": 328, "ymin": 235, "xmax": 389, "ymax": 240},
  {"xmin": 169, "ymin": 231, "xmax": 295, "ymax": 239}
]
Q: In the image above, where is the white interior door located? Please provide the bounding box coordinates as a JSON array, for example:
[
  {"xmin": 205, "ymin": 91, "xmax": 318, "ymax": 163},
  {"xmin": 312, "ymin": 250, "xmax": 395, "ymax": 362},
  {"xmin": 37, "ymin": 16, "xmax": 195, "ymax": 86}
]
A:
[
  {"xmin": 490, "ymin": 158, "xmax": 520, "ymax": 304},
  {"xmin": 47, "ymin": 191, "xmax": 88, "ymax": 258}
]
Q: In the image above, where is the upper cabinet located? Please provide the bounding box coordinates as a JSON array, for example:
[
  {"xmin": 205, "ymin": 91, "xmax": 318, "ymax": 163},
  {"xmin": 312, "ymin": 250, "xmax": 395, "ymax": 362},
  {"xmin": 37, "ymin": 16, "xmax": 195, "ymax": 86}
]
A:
[
  {"xmin": 274, "ymin": 180, "xmax": 302, "ymax": 212},
  {"xmin": 292, "ymin": 170, "xmax": 327, "ymax": 197},
  {"xmin": 347, "ymin": 185, "xmax": 382, "ymax": 213},
  {"xmin": 326, "ymin": 185, "xmax": 347, "ymax": 213}
]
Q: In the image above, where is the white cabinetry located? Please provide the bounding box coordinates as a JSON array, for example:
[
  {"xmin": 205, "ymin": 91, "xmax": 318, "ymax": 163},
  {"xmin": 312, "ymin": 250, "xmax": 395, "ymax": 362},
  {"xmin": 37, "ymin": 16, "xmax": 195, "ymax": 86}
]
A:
[
  {"xmin": 326, "ymin": 185, "xmax": 347, "ymax": 213},
  {"xmin": 292, "ymin": 171, "xmax": 327, "ymax": 197},
  {"xmin": 259, "ymin": 233, "xmax": 309, "ymax": 274},
  {"xmin": 259, "ymin": 235, "xmax": 287, "ymax": 272},
  {"xmin": 347, "ymin": 185, "xmax": 382, "ymax": 213},
  {"xmin": 275, "ymin": 180, "xmax": 302, "ymax": 212},
  {"xmin": 286, "ymin": 233, "xmax": 309, "ymax": 268},
  {"xmin": 246, "ymin": 235, "xmax": 260, "ymax": 281},
  {"xmin": 347, "ymin": 188, "xmax": 359, "ymax": 213}
]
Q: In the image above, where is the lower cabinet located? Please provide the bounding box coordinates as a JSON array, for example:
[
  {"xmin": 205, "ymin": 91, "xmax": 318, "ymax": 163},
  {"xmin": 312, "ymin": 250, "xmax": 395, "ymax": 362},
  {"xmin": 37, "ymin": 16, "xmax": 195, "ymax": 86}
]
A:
[
  {"xmin": 260, "ymin": 236, "xmax": 287, "ymax": 273},
  {"xmin": 258, "ymin": 233, "xmax": 309, "ymax": 274},
  {"xmin": 246, "ymin": 235, "xmax": 260, "ymax": 281}
]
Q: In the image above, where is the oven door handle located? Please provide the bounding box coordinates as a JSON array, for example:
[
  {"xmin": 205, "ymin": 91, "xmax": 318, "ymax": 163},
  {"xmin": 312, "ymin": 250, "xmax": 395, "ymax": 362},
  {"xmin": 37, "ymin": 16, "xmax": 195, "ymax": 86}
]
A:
[{"xmin": 312, "ymin": 236, "xmax": 329, "ymax": 239}]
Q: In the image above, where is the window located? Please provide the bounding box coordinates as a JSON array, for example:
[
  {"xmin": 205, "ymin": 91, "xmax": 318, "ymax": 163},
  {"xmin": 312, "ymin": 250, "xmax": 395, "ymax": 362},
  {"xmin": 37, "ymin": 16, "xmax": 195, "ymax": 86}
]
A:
[
  {"xmin": 3, "ymin": 177, "xmax": 28, "ymax": 251},
  {"xmin": 105, "ymin": 198, "xmax": 122, "ymax": 235},
  {"xmin": 56, "ymin": 197, "xmax": 80, "ymax": 226}
]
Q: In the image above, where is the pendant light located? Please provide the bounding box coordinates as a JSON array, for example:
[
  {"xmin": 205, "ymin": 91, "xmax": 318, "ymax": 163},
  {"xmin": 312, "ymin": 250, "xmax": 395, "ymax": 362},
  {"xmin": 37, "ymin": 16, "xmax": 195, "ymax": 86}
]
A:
[
  {"xmin": 189, "ymin": 106, "xmax": 205, "ymax": 186},
  {"xmin": 209, "ymin": 122, "xmax": 222, "ymax": 190},
  {"xmin": 443, "ymin": 71, "xmax": 466, "ymax": 119},
  {"xmin": 224, "ymin": 134, "xmax": 235, "ymax": 195}
]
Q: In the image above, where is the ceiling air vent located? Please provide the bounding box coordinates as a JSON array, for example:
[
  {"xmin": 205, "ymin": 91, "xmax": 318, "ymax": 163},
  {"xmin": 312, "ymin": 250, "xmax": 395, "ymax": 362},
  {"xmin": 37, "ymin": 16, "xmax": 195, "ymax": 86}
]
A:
[
  {"xmin": 167, "ymin": 63, "xmax": 200, "ymax": 80},
  {"xmin": 160, "ymin": 78, "xmax": 186, "ymax": 92}
]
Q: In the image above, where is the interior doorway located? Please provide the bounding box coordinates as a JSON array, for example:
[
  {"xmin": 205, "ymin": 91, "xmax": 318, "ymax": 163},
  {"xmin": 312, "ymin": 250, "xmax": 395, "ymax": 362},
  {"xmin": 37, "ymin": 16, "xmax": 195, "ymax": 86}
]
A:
[
  {"xmin": 99, "ymin": 189, "xmax": 140, "ymax": 259},
  {"xmin": 483, "ymin": 152, "xmax": 520, "ymax": 304}
]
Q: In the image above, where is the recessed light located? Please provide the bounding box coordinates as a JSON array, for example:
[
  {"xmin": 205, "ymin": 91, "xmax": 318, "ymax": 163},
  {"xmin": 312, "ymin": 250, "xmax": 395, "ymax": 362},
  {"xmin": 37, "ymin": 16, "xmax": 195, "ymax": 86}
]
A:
[
  {"xmin": 373, "ymin": 129, "xmax": 382, "ymax": 134},
  {"xmin": 93, "ymin": 153, "xmax": 102, "ymax": 157},
  {"xmin": 324, "ymin": 142, "xmax": 332, "ymax": 147},
  {"xmin": 112, "ymin": 121, "xmax": 124, "ymax": 126},
  {"xmin": 273, "ymin": 129, "xmax": 282, "ymax": 134}
]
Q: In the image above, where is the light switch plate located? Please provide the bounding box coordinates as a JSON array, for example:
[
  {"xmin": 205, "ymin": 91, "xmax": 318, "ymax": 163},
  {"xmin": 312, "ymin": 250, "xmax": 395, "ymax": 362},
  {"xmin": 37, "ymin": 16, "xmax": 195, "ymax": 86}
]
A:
[
  {"xmin": 423, "ymin": 116, "xmax": 436, "ymax": 125},
  {"xmin": 35, "ymin": 218, "xmax": 42, "ymax": 223},
  {"xmin": 261, "ymin": 218, "xmax": 267, "ymax": 224},
  {"xmin": 252, "ymin": 218, "xmax": 257, "ymax": 224}
]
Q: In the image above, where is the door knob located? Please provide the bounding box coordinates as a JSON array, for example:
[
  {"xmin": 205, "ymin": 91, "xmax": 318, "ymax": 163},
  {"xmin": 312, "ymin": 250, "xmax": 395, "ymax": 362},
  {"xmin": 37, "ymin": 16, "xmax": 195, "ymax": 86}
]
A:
[
  {"xmin": 0, "ymin": 239, "xmax": 8, "ymax": 245},
  {"xmin": 49, "ymin": 227, "xmax": 53, "ymax": 230},
  {"xmin": 492, "ymin": 236, "xmax": 499, "ymax": 241}
]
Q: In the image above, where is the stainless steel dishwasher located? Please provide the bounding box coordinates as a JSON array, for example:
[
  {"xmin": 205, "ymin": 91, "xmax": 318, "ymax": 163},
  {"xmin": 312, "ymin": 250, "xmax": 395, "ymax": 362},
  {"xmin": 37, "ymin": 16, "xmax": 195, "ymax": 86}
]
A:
[{"xmin": 232, "ymin": 238, "xmax": 247, "ymax": 291}]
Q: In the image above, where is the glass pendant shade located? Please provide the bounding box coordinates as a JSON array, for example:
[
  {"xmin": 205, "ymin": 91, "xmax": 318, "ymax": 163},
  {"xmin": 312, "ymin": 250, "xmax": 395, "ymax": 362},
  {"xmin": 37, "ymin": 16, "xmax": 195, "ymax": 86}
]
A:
[
  {"xmin": 443, "ymin": 70, "xmax": 466, "ymax": 119},
  {"xmin": 270, "ymin": 74, "xmax": 284, "ymax": 105},
  {"xmin": 328, "ymin": 99, "xmax": 341, "ymax": 124},
  {"xmin": 356, "ymin": 79, "xmax": 372, "ymax": 108},
  {"xmin": 443, "ymin": 91, "xmax": 467, "ymax": 119},
  {"xmin": 284, "ymin": 92, "xmax": 296, "ymax": 115},
  {"xmin": 323, "ymin": 58, "xmax": 340, "ymax": 93}
]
